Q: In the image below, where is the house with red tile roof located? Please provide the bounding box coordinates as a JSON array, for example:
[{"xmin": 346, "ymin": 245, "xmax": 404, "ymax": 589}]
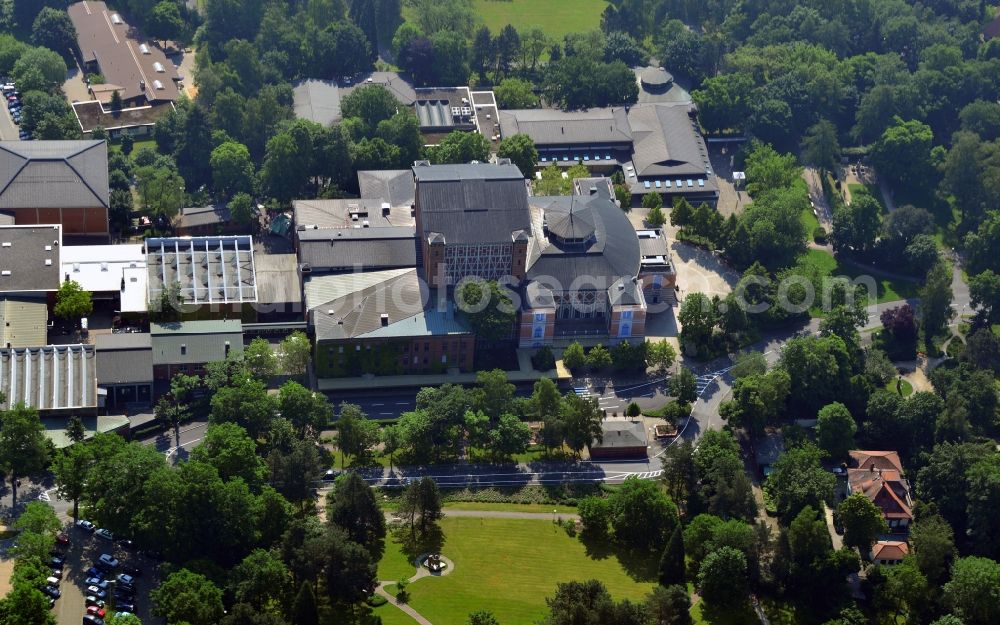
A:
[
  {"xmin": 848, "ymin": 450, "xmax": 913, "ymax": 531},
  {"xmin": 870, "ymin": 541, "xmax": 909, "ymax": 565}
]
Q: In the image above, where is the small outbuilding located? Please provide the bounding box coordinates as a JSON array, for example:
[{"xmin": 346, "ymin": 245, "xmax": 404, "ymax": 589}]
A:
[{"xmin": 590, "ymin": 420, "xmax": 649, "ymax": 460}]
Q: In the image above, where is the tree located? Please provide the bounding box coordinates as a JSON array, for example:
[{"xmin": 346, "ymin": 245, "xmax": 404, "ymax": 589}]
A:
[
  {"xmin": 648, "ymin": 205, "xmax": 667, "ymax": 227},
  {"xmin": 152, "ymin": 569, "xmax": 225, "ymax": 625},
  {"xmin": 764, "ymin": 443, "xmax": 835, "ymax": 521},
  {"xmin": 909, "ymin": 513, "xmax": 956, "ymax": 585},
  {"xmin": 643, "ymin": 191, "xmax": 663, "ymax": 210},
  {"xmin": 561, "ymin": 393, "xmax": 603, "ymax": 457},
  {"xmin": 279, "ymin": 331, "xmax": 311, "ymax": 377},
  {"xmin": 148, "ymin": 1, "xmax": 184, "ymax": 45},
  {"xmin": 0, "ymin": 404, "xmax": 50, "ymax": 509},
  {"xmin": 12, "ymin": 46, "xmax": 67, "ymax": 92},
  {"xmin": 801, "ymin": 119, "xmax": 840, "ymax": 172},
  {"xmin": 872, "ymin": 117, "xmax": 935, "ymax": 192},
  {"xmin": 242, "ymin": 337, "xmax": 278, "ymax": 381},
  {"xmin": 190, "ymin": 422, "xmax": 266, "ymax": 488},
  {"xmin": 229, "ymin": 549, "xmax": 292, "ymax": 609},
  {"xmin": 382, "ymin": 424, "xmax": 401, "ymax": 472},
  {"xmin": 327, "ymin": 472, "xmax": 386, "ymax": 556},
  {"xmin": 585, "ymin": 344, "xmax": 612, "ymax": 370},
  {"xmin": 66, "ymin": 415, "xmax": 86, "ymax": 443},
  {"xmin": 921, "ymin": 261, "xmax": 954, "ymax": 345},
  {"xmin": 291, "ymin": 581, "xmax": 319, "ymax": 625},
  {"xmin": 341, "ymin": 85, "xmax": 400, "ymax": 133},
  {"xmin": 458, "ymin": 280, "xmax": 515, "ymax": 342},
  {"xmin": 336, "ymin": 403, "xmax": 378, "ymax": 466},
  {"xmin": 399, "ymin": 476, "xmax": 443, "ymax": 536},
  {"xmin": 31, "ymin": 8, "xmax": 76, "ymax": 61},
  {"xmin": 135, "ymin": 165, "xmax": 186, "ymax": 218},
  {"xmin": 943, "ymin": 557, "xmax": 1000, "ymax": 625},
  {"xmin": 210, "ymin": 141, "xmax": 255, "ymax": 199},
  {"xmin": 468, "ymin": 611, "xmax": 500, "ymax": 625},
  {"xmin": 577, "ymin": 496, "xmax": 611, "ymax": 539},
  {"xmin": 608, "ymin": 476, "xmax": 679, "ymax": 550},
  {"xmin": 543, "ymin": 579, "xmax": 616, "ymax": 625},
  {"xmin": 815, "ymin": 402, "xmax": 857, "ymax": 460},
  {"xmin": 646, "ymin": 585, "xmax": 693, "ymax": 625},
  {"xmin": 659, "ymin": 525, "xmax": 685, "ymax": 587},
  {"xmin": 832, "ymin": 192, "xmax": 882, "ymax": 254},
  {"xmin": 54, "ymin": 280, "xmax": 93, "ymax": 320},
  {"xmin": 497, "ymin": 133, "xmax": 538, "ymax": 179},
  {"xmin": 277, "ymin": 381, "xmax": 329, "ymax": 438},
  {"xmin": 489, "ymin": 414, "xmax": 531, "ymax": 459},
  {"xmin": 647, "ymin": 339, "xmax": 677, "ymax": 373},
  {"xmin": 698, "ymin": 547, "xmax": 747, "ymax": 607},
  {"xmin": 678, "ymin": 292, "xmax": 717, "ymax": 355},
  {"xmin": 562, "ymin": 342, "xmax": 586, "ymax": 371},
  {"xmin": 669, "ymin": 367, "xmax": 698, "ymax": 404},
  {"xmin": 13, "ymin": 501, "xmax": 59, "ymax": 537},
  {"xmin": 661, "ymin": 440, "xmax": 696, "ymax": 508},
  {"xmin": 494, "ymin": 78, "xmax": 539, "ymax": 109},
  {"xmin": 837, "ymin": 493, "xmax": 887, "ymax": 551},
  {"xmin": 51, "ymin": 443, "xmax": 92, "ymax": 520},
  {"xmin": 428, "ymin": 131, "xmax": 491, "ymax": 164}
]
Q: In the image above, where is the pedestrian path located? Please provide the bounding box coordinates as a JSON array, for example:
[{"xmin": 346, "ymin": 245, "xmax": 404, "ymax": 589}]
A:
[{"xmin": 375, "ymin": 553, "xmax": 456, "ymax": 625}]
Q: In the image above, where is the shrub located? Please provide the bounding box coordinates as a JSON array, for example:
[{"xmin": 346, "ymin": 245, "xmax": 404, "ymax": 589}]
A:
[
  {"xmin": 531, "ymin": 347, "xmax": 556, "ymax": 371},
  {"xmin": 813, "ymin": 226, "xmax": 828, "ymax": 243}
]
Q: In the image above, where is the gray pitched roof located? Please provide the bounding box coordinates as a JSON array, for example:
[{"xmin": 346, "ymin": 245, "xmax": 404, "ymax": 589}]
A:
[
  {"xmin": 357, "ymin": 169, "xmax": 416, "ymax": 208},
  {"xmin": 293, "ymin": 79, "xmax": 341, "ymax": 126},
  {"xmin": 150, "ymin": 320, "xmax": 244, "ymax": 365},
  {"xmin": 0, "ymin": 141, "xmax": 109, "ymax": 209},
  {"xmin": 298, "ymin": 227, "xmax": 417, "ymax": 272},
  {"xmin": 526, "ymin": 187, "xmax": 641, "ymax": 291},
  {"xmin": 177, "ymin": 204, "xmax": 231, "ymax": 229},
  {"xmin": 342, "ymin": 72, "xmax": 417, "ymax": 106},
  {"xmin": 593, "ymin": 420, "xmax": 648, "ymax": 449},
  {"xmin": 310, "ymin": 269, "xmax": 470, "ymax": 341},
  {"xmin": 498, "ymin": 108, "xmax": 633, "ymax": 146},
  {"xmin": 68, "ymin": 1, "xmax": 181, "ymax": 104},
  {"xmin": 628, "ymin": 103, "xmax": 712, "ymax": 179},
  {"xmin": 413, "ymin": 163, "xmax": 532, "ymax": 245},
  {"xmin": 96, "ymin": 332, "xmax": 153, "ymax": 384},
  {"xmin": 0, "ymin": 225, "xmax": 63, "ymax": 293}
]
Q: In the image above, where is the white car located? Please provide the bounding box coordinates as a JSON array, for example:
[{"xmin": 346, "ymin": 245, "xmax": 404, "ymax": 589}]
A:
[{"xmin": 45, "ymin": 576, "xmax": 60, "ymax": 586}]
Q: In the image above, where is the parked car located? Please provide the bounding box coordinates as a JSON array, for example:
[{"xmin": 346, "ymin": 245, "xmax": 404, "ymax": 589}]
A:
[
  {"xmin": 83, "ymin": 615, "xmax": 105, "ymax": 625},
  {"xmin": 85, "ymin": 596, "xmax": 105, "ymax": 608},
  {"xmin": 85, "ymin": 577, "xmax": 109, "ymax": 589},
  {"xmin": 115, "ymin": 574, "xmax": 134, "ymax": 586},
  {"xmin": 86, "ymin": 586, "xmax": 107, "ymax": 600},
  {"xmin": 322, "ymin": 469, "xmax": 340, "ymax": 482},
  {"xmin": 120, "ymin": 563, "xmax": 142, "ymax": 577},
  {"xmin": 87, "ymin": 605, "xmax": 107, "ymax": 618},
  {"xmin": 41, "ymin": 585, "xmax": 60, "ymax": 599},
  {"xmin": 45, "ymin": 576, "xmax": 60, "ymax": 587},
  {"xmin": 95, "ymin": 528, "xmax": 113, "ymax": 541},
  {"xmin": 49, "ymin": 569, "xmax": 62, "ymax": 579},
  {"xmin": 116, "ymin": 538, "xmax": 134, "ymax": 549},
  {"xmin": 49, "ymin": 555, "xmax": 65, "ymax": 568},
  {"xmin": 85, "ymin": 567, "xmax": 104, "ymax": 579},
  {"xmin": 116, "ymin": 581, "xmax": 135, "ymax": 594},
  {"xmin": 55, "ymin": 532, "xmax": 70, "ymax": 545},
  {"xmin": 97, "ymin": 554, "xmax": 119, "ymax": 570},
  {"xmin": 116, "ymin": 602, "xmax": 136, "ymax": 613},
  {"xmin": 76, "ymin": 520, "xmax": 96, "ymax": 532}
]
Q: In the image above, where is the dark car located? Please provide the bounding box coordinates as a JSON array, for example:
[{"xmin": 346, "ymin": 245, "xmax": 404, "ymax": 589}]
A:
[
  {"xmin": 83, "ymin": 615, "xmax": 105, "ymax": 625},
  {"xmin": 116, "ymin": 601, "xmax": 136, "ymax": 613},
  {"xmin": 86, "ymin": 586, "xmax": 107, "ymax": 600},
  {"xmin": 76, "ymin": 520, "xmax": 96, "ymax": 532},
  {"xmin": 55, "ymin": 533, "xmax": 70, "ymax": 545},
  {"xmin": 85, "ymin": 567, "xmax": 104, "ymax": 579},
  {"xmin": 97, "ymin": 554, "xmax": 119, "ymax": 569},
  {"xmin": 322, "ymin": 469, "xmax": 340, "ymax": 482},
  {"xmin": 120, "ymin": 563, "xmax": 142, "ymax": 577},
  {"xmin": 49, "ymin": 555, "xmax": 65, "ymax": 568},
  {"xmin": 85, "ymin": 597, "xmax": 105, "ymax": 608},
  {"xmin": 41, "ymin": 586, "xmax": 60, "ymax": 599},
  {"xmin": 116, "ymin": 538, "xmax": 134, "ymax": 549}
]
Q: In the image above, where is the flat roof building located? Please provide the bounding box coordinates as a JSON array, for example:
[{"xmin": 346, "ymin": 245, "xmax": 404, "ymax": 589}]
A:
[
  {"xmin": 0, "ymin": 141, "xmax": 110, "ymax": 238},
  {"xmin": 151, "ymin": 319, "xmax": 244, "ymax": 379},
  {"xmin": 145, "ymin": 235, "xmax": 258, "ymax": 308},
  {"xmin": 0, "ymin": 345, "xmax": 98, "ymax": 413},
  {"xmin": 0, "ymin": 225, "xmax": 63, "ymax": 294},
  {"xmin": 96, "ymin": 332, "xmax": 153, "ymax": 409},
  {"xmin": 0, "ymin": 298, "xmax": 48, "ymax": 348},
  {"xmin": 61, "ymin": 243, "xmax": 147, "ymax": 313}
]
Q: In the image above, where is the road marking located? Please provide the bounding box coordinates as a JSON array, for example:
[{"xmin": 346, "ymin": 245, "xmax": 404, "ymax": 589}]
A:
[
  {"xmin": 372, "ymin": 403, "xmax": 384, "ymax": 407},
  {"xmin": 395, "ymin": 402, "xmax": 409, "ymax": 406}
]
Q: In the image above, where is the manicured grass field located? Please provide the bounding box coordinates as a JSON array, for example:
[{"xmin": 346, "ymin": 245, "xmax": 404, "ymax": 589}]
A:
[
  {"xmin": 796, "ymin": 249, "xmax": 919, "ymax": 316},
  {"xmin": 471, "ymin": 0, "xmax": 609, "ymax": 41},
  {"xmin": 886, "ymin": 378, "xmax": 913, "ymax": 397},
  {"xmin": 379, "ymin": 517, "xmax": 657, "ymax": 625},
  {"xmin": 109, "ymin": 138, "xmax": 156, "ymax": 156},
  {"xmin": 847, "ymin": 182, "xmax": 886, "ymax": 211},
  {"xmin": 800, "ymin": 205, "xmax": 820, "ymax": 234}
]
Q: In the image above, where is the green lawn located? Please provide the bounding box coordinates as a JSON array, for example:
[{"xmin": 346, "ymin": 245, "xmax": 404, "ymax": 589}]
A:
[
  {"xmin": 109, "ymin": 139, "xmax": 156, "ymax": 156},
  {"xmin": 800, "ymin": 205, "xmax": 820, "ymax": 234},
  {"xmin": 471, "ymin": 0, "xmax": 608, "ymax": 41},
  {"xmin": 886, "ymin": 378, "xmax": 913, "ymax": 397},
  {"xmin": 379, "ymin": 517, "xmax": 657, "ymax": 625},
  {"xmin": 795, "ymin": 249, "xmax": 919, "ymax": 316},
  {"xmin": 847, "ymin": 182, "xmax": 886, "ymax": 212}
]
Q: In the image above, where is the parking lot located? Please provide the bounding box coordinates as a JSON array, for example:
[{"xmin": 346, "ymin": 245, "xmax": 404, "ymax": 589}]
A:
[
  {"xmin": 51, "ymin": 523, "xmax": 162, "ymax": 625},
  {"xmin": 1, "ymin": 80, "xmax": 26, "ymax": 141}
]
